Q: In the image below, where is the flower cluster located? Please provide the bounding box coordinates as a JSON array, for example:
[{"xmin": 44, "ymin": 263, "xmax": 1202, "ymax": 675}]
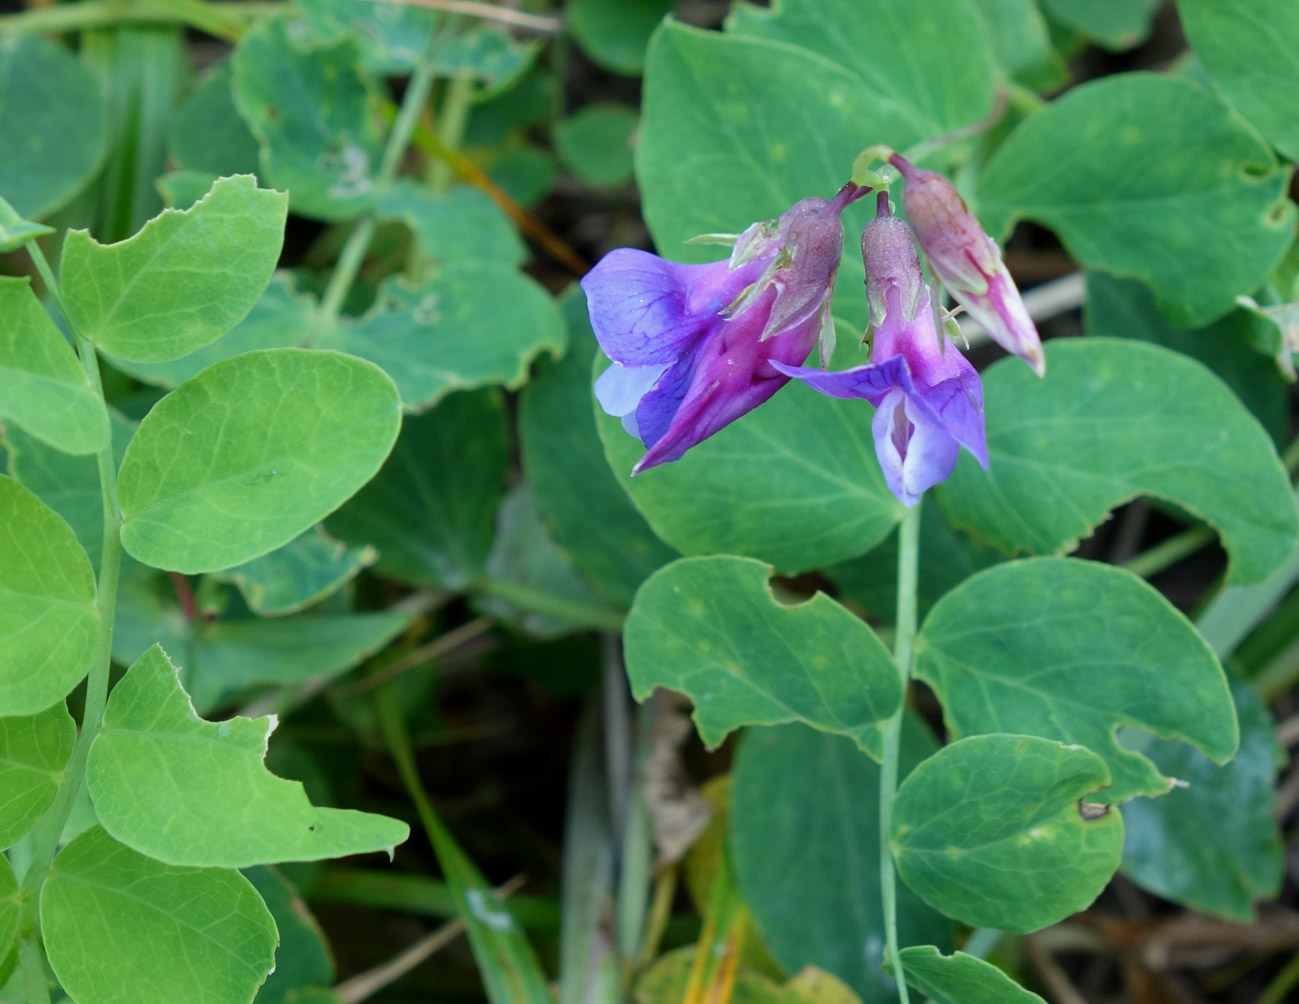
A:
[{"xmin": 581, "ymin": 161, "xmax": 1043, "ymax": 505}]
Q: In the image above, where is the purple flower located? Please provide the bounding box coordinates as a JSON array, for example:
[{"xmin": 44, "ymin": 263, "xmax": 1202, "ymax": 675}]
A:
[
  {"xmin": 583, "ymin": 184, "xmax": 868, "ymax": 474},
  {"xmin": 888, "ymin": 154, "xmax": 1045, "ymax": 377},
  {"xmin": 773, "ymin": 194, "xmax": 987, "ymax": 506}
]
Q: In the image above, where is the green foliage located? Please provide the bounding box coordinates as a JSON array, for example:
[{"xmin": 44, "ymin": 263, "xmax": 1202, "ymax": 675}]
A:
[
  {"xmin": 41, "ymin": 826, "xmax": 278, "ymax": 1004},
  {"xmin": 118, "ymin": 348, "xmax": 402, "ymax": 573},
  {"xmin": 0, "ymin": 276, "xmax": 109, "ymax": 454},
  {"xmin": 0, "ymin": 854, "xmax": 19, "ymax": 966},
  {"xmin": 213, "ymin": 527, "xmax": 376, "ymax": 617},
  {"xmin": 0, "ymin": 703, "xmax": 74, "ymax": 848},
  {"xmin": 0, "ymin": 476, "xmax": 99, "ymax": 716},
  {"xmin": 976, "ymin": 74, "xmax": 1295, "ymax": 327},
  {"xmin": 167, "ymin": 62, "xmax": 261, "ymax": 180},
  {"xmin": 377, "ymin": 181, "xmax": 526, "ymax": 265},
  {"xmin": 244, "ymin": 867, "xmax": 336, "ymax": 1004},
  {"xmin": 625, "ymin": 557, "xmax": 903, "ymax": 758},
  {"xmin": 1039, "ymin": 0, "xmax": 1161, "ymax": 49},
  {"xmin": 1121, "ymin": 683, "xmax": 1284, "ymax": 921},
  {"xmin": 86, "ymin": 645, "xmax": 409, "ymax": 866},
  {"xmin": 732, "ymin": 723, "xmax": 952, "ymax": 1003},
  {"xmin": 968, "ymin": 0, "xmax": 1064, "ymax": 88},
  {"xmin": 61, "ymin": 175, "xmax": 287, "ymax": 363},
  {"xmin": 891, "ymin": 735, "xmax": 1124, "ymax": 932},
  {"xmin": 898, "ymin": 947, "xmax": 1046, "ymax": 1004},
  {"xmin": 915, "ymin": 558, "xmax": 1238, "ymax": 801},
  {"xmin": 232, "ymin": 15, "xmax": 384, "ymax": 221},
  {"xmin": 1180, "ymin": 0, "xmax": 1299, "ymax": 161},
  {"xmin": 566, "ymin": 0, "xmax": 673, "ymax": 75},
  {"xmin": 939, "ymin": 340, "xmax": 1299, "ymax": 585},
  {"xmin": 0, "ymin": 34, "xmax": 107, "ymax": 219},
  {"xmin": 555, "ymin": 104, "xmax": 638, "ymax": 187}
]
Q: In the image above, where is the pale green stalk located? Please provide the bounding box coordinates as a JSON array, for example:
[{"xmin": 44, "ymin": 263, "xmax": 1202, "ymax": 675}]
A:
[
  {"xmin": 15, "ymin": 240, "xmax": 124, "ymax": 1004},
  {"xmin": 880, "ymin": 503, "xmax": 921, "ymax": 1004}
]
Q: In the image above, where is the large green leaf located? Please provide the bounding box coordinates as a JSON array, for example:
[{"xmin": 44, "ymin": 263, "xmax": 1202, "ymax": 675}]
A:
[
  {"xmin": 1039, "ymin": 0, "xmax": 1160, "ymax": 49},
  {"xmin": 624, "ymin": 556, "xmax": 902, "ymax": 759},
  {"xmin": 891, "ymin": 734, "xmax": 1124, "ymax": 933},
  {"xmin": 727, "ymin": 0, "xmax": 997, "ymax": 138},
  {"xmin": 2, "ymin": 412, "xmax": 135, "ymax": 576},
  {"xmin": 0, "ymin": 275, "xmax": 109, "ymax": 455},
  {"xmin": 61, "ymin": 175, "xmax": 287, "ymax": 363},
  {"xmin": 0, "ymin": 34, "xmax": 107, "ymax": 218},
  {"xmin": 118, "ymin": 348, "xmax": 402, "ymax": 574},
  {"xmin": 898, "ymin": 947, "xmax": 1046, "ymax": 1004},
  {"xmin": 937, "ymin": 339, "xmax": 1299, "ymax": 585},
  {"xmin": 0, "ymin": 702, "xmax": 75, "ymax": 848},
  {"xmin": 566, "ymin": 0, "xmax": 673, "ymax": 75},
  {"xmin": 1180, "ymin": 0, "xmax": 1299, "ymax": 161},
  {"xmin": 109, "ymin": 273, "xmax": 317, "ymax": 388},
  {"xmin": 975, "ymin": 73, "xmax": 1294, "ymax": 327},
  {"xmin": 731, "ymin": 722, "xmax": 952, "ymax": 1004},
  {"xmin": 377, "ymin": 181, "xmax": 526, "ymax": 266},
  {"xmin": 1085, "ymin": 273, "xmax": 1287, "ymax": 446},
  {"xmin": 519, "ymin": 290, "xmax": 676, "ymax": 608},
  {"xmin": 915, "ymin": 558, "xmax": 1237, "ymax": 802},
  {"xmin": 326, "ymin": 264, "xmax": 565, "ymax": 411},
  {"xmin": 41, "ymin": 826, "xmax": 277, "ymax": 1004},
  {"xmin": 1121, "ymin": 683, "xmax": 1283, "ymax": 922},
  {"xmin": 293, "ymin": 0, "xmax": 436, "ymax": 73},
  {"xmin": 232, "ymin": 14, "xmax": 384, "ymax": 221},
  {"xmin": 213, "ymin": 526, "xmax": 377, "ymax": 617},
  {"xmin": 87, "ymin": 645, "xmax": 409, "ymax": 866},
  {"xmin": 968, "ymin": 0, "xmax": 1064, "ymax": 88},
  {"xmin": 328, "ymin": 388, "xmax": 508, "ymax": 589},
  {"xmin": 0, "ymin": 476, "xmax": 98, "ymax": 716}
]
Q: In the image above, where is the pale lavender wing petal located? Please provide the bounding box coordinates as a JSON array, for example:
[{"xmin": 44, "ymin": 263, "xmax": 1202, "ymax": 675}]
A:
[
  {"xmin": 909, "ymin": 368, "xmax": 988, "ymax": 469},
  {"xmin": 633, "ymin": 345, "xmax": 702, "ymax": 451},
  {"xmin": 594, "ymin": 361, "xmax": 672, "ymax": 417},
  {"xmin": 581, "ymin": 249, "xmax": 733, "ymax": 367}
]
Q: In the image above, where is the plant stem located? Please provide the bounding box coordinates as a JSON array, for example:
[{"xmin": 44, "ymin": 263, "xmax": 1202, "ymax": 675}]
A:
[
  {"xmin": 473, "ymin": 576, "xmax": 625, "ymax": 633},
  {"xmin": 880, "ymin": 503, "xmax": 921, "ymax": 1004},
  {"xmin": 317, "ymin": 29, "xmax": 445, "ymax": 325},
  {"xmin": 0, "ymin": 0, "xmax": 277, "ymax": 41},
  {"xmin": 1122, "ymin": 524, "xmax": 1216, "ymax": 579},
  {"xmin": 16, "ymin": 240, "xmax": 125, "ymax": 1000}
]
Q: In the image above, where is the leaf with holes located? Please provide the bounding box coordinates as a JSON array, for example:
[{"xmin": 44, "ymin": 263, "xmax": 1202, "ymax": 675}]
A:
[
  {"xmin": 891, "ymin": 735, "xmax": 1124, "ymax": 932},
  {"xmin": 914, "ymin": 558, "xmax": 1237, "ymax": 802},
  {"xmin": 87, "ymin": 645, "xmax": 409, "ymax": 867},
  {"xmin": 937, "ymin": 340, "xmax": 1298, "ymax": 585},
  {"xmin": 625, "ymin": 556, "xmax": 902, "ymax": 759}
]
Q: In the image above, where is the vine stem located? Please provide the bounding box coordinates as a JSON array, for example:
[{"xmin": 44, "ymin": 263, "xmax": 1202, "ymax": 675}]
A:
[
  {"xmin": 880, "ymin": 502, "xmax": 921, "ymax": 1004},
  {"xmin": 317, "ymin": 29, "xmax": 446, "ymax": 324},
  {"xmin": 16, "ymin": 241, "xmax": 124, "ymax": 1004}
]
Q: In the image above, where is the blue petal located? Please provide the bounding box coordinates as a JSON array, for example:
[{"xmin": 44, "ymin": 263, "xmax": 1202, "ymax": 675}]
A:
[
  {"xmin": 910, "ymin": 373, "xmax": 988, "ymax": 469},
  {"xmin": 581, "ymin": 249, "xmax": 737, "ymax": 367},
  {"xmin": 872, "ymin": 389, "xmax": 960, "ymax": 506},
  {"xmin": 769, "ymin": 357, "xmax": 912, "ymax": 406},
  {"xmin": 634, "ymin": 346, "xmax": 701, "ymax": 451},
  {"xmin": 594, "ymin": 361, "xmax": 672, "ymax": 417}
]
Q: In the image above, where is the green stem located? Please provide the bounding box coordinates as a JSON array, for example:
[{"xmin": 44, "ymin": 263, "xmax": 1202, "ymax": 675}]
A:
[
  {"xmin": 473, "ymin": 576, "xmax": 624, "ymax": 633},
  {"xmin": 1121, "ymin": 524, "xmax": 1216, "ymax": 579},
  {"xmin": 317, "ymin": 29, "xmax": 446, "ymax": 325},
  {"xmin": 880, "ymin": 503, "xmax": 921, "ymax": 1004},
  {"xmin": 0, "ymin": 0, "xmax": 277, "ymax": 41},
  {"xmin": 427, "ymin": 70, "xmax": 476, "ymax": 194},
  {"xmin": 16, "ymin": 241, "xmax": 124, "ymax": 1000}
]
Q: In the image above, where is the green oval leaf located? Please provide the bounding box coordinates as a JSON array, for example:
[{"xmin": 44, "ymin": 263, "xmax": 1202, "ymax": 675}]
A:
[
  {"xmin": 0, "ymin": 34, "xmax": 107, "ymax": 219},
  {"xmin": 41, "ymin": 826, "xmax": 277, "ymax": 1004},
  {"xmin": 898, "ymin": 947, "xmax": 1046, "ymax": 1004},
  {"xmin": 244, "ymin": 867, "xmax": 335, "ymax": 1004},
  {"xmin": 232, "ymin": 14, "xmax": 384, "ymax": 221},
  {"xmin": 727, "ymin": 0, "xmax": 997, "ymax": 138},
  {"xmin": 0, "ymin": 853, "xmax": 17, "ymax": 958},
  {"xmin": 212, "ymin": 526, "xmax": 377, "ymax": 617},
  {"xmin": 915, "ymin": 558, "xmax": 1237, "ymax": 802},
  {"xmin": 0, "ymin": 475, "xmax": 98, "ymax": 716},
  {"xmin": 890, "ymin": 734, "xmax": 1124, "ymax": 933},
  {"xmin": 61, "ymin": 175, "xmax": 287, "ymax": 363},
  {"xmin": 1039, "ymin": 0, "xmax": 1160, "ymax": 49},
  {"xmin": 731, "ymin": 723, "xmax": 952, "ymax": 1003},
  {"xmin": 937, "ymin": 339, "xmax": 1299, "ymax": 585},
  {"xmin": 168, "ymin": 62, "xmax": 261, "ymax": 180},
  {"xmin": 0, "ymin": 275, "xmax": 109, "ymax": 454},
  {"xmin": 625, "ymin": 556, "xmax": 902, "ymax": 759},
  {"xmin": 0, "ymin": 702, "xmax": 75, "ymax": 848},
  {"xmin": 118, "ymin": 348, "xmax": 402, "ymax": 574},
  {"xmin": 1120, "ymin": 682, "xmax": 1283, "ymax": 922},
  {"xmin": 377, "ymin": 180, "xmax": 526, "ymax": 266},
  {"xmin": 87, "ymin": 645, "xmax": 409, "ymax": 867},
  {"xmin": 328, "ymin": 265, "xmax": 565, "ymax": 411},
  {"xmin": 1180, "ymin": 0, "xmax": 1299, "ymax": 161},
  {"xmin": 975, "ymin": 73, "xmax": 1294, "ymax": 327}
]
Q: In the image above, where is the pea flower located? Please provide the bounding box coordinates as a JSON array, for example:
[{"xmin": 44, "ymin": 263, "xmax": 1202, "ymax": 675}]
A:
[
  {"xmin": 772, "ymin": 193, "xmax": 987, "ymax": 506},
  {"xmin": 584, "ymin": 184, "xmax": 867, "ymax": 474},
  {"xmin": 888, "ymin": 153, "xmax": 1045, "ymax": 377}
]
